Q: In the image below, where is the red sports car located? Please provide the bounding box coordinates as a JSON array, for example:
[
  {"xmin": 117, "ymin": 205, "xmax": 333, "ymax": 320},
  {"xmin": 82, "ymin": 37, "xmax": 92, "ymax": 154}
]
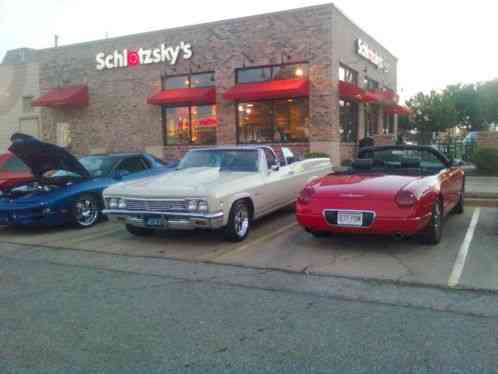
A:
[
  {"xmin": 0, "ymin": 152, "xmax": 33, "ymax": 190},
  {"xmin": 296, "ymin": 145, "xmax": 465, "ymax": 244}
]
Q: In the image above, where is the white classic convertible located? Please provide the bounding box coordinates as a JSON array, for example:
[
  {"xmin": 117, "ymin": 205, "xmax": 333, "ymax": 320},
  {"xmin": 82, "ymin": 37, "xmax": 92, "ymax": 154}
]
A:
[{"xmin": 103, "ymin": 146, "xmax": 332, "ymax": 241}]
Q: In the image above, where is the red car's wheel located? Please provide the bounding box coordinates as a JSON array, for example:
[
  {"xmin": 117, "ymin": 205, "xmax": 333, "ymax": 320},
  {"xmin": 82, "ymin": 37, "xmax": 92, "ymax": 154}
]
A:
[{"xmin": 419, "ymin": 199, "xmax": 443, "ymax": 245}]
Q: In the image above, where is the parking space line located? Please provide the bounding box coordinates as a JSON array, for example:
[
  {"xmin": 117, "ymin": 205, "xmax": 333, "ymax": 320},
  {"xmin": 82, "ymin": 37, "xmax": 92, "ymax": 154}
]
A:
[
  {"xmin": 448, "ymin": 208, "xmax": 480, "ymax": 288},
  {"xmin": 206, "ymin": 222, "xmax": 298, "ymax": 261}
]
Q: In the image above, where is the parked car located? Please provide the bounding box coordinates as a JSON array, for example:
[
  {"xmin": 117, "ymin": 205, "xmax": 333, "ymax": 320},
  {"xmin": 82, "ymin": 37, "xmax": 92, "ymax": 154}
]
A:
[
  {"xmin": 0, "ymin": 133, "xmax": 172, "ymax": 228},
  {"xmin": 0, "ymin": 152, "xmax": 33, "ymax": 190},
  {"xmin": 103, "ymin": 146, "xmax": 332, "ymax": 241},
  {"xmin": 296, "ymin": 145, "xmax": 465, "ymax": 245},
  {"xmin": 463, "ymin": 131, "xmax": 477, "ymax": 145}
]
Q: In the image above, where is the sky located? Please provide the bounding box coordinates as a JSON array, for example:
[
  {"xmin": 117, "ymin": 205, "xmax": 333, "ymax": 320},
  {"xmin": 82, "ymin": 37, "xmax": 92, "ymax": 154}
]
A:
[{"xmin": 1, "ymin": 0, "xmax": 497, "ymax": 102}]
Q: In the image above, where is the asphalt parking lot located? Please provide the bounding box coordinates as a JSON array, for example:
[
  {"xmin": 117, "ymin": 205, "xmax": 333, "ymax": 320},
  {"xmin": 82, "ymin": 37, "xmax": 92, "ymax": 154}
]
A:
[{"xmin": 0, "ymin": 206, "xmax": 497, "ymax": 291}]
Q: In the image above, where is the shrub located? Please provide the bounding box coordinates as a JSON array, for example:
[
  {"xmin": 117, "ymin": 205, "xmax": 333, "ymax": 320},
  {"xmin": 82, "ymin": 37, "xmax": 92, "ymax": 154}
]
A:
[
  {"xmin": 471, "ymin": 148, "xmax": 498, "ymax": 175},
  {"xmin": 304, "ymin": 151, "xmax": 330, "ymax": 159}
]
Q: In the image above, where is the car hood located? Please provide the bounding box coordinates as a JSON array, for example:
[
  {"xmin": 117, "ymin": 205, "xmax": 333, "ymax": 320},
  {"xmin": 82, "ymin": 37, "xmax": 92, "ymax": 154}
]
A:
[
  {"xmin": 105, "ymin": 167, "xmax": 256, "ymax": 198},
  {"xmin": 313, "ymin": 173, "xmax": 422, "ymax": 200},
  {"xmin": 8, "ymin": 133, "xmax": 90, "ymax": 179}
]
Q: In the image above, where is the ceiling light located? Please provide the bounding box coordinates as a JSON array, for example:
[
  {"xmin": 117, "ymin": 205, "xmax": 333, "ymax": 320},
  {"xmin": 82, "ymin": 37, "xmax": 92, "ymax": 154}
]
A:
[{"xmin": 295, "ymin": 68, "xmax": 304, "ymax": 77}]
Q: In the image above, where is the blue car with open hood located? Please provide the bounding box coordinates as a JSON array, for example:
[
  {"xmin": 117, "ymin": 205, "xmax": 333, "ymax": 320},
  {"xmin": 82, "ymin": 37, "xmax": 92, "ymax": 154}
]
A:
[{"xmin": 0, "ymin": 134, "xmax": 174, "ymax": 228}]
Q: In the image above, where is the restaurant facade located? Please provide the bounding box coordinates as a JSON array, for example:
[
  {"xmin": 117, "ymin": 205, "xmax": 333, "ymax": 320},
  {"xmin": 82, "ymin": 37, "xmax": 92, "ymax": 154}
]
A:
[{"xmin": 5, "ymin": 3, "xmax": 406, "ymax": 164}]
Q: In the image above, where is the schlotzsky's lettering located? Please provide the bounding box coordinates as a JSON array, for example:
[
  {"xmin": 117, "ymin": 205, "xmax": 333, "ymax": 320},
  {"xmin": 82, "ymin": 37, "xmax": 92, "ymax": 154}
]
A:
[{"xmin": 96, "ymin": 42, "xmax": 192, "ymax": 70}]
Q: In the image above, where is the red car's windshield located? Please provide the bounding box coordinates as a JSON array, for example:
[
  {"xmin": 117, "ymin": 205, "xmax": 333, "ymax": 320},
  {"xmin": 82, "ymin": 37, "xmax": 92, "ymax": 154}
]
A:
[{"xmin": 356, "ymin": 148, "xmax": 449, "ymax": 176}]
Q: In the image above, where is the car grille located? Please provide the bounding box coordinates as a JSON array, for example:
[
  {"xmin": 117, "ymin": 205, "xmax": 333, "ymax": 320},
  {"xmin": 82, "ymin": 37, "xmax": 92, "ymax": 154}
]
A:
[
  {"xmin": 324, "ymin": 210, "xmax": 375, "ymax": 227},
  {"xmin": 125, "ymin": 199, "xmax": 187, "ymax": 212}
]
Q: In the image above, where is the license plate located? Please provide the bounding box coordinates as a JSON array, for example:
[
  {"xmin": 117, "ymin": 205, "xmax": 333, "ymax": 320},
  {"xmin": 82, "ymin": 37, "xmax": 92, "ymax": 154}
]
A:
[
  {"xmin": 337, "ymin": 212, "xmax": 363, "ymax": 227},
  {"xmin": 145, "ymin": 217, "xmax": 163, "ymax": 227}
]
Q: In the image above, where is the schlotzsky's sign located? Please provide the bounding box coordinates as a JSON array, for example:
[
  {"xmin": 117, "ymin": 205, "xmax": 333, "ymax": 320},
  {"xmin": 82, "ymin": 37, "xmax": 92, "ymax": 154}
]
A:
[
  {"xmin": 96, "ymin": 41, "xmax": 192, "ymax": 70},
  {"xmin": 356, "ymin": 39, "xmax": 389, "ymax": 71}
]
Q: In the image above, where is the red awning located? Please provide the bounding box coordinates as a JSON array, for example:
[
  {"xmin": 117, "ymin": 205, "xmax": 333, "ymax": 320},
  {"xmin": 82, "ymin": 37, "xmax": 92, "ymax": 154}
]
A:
[
  {"xmin": 338, "ymin": 81, "xmax": 366, "ymax": 101},
  {"xmin": 385, "ymin": 104, "xmax": 411, "ymax": 115},
  {"xmin": 147, "ymin": 87, "xmax": 216, "ymax": 106},
  {"xmin": 32, "ymin": 85, "xmax": 89, "ymax": 108},
  {"xmin": 223, "ymin": 79, "xmax": 309, "ymax": 101},
  {"xmin": 362, "ymin": 90, "xmax": 385, "ymax": 103}
]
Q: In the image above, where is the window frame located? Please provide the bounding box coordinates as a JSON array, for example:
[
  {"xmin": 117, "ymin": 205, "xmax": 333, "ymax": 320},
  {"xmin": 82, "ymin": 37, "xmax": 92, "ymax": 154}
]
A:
[
  {"xmin": 339, "ymin": 64, "xmax": 358, "ymax": 85},
  {"xmin": 235, "ymin": 61, "xmax": 309, "ymax": 84},
  {"xmin": 160, "ymin": 71, "xmax": 217, "ymax": 146},
  {"xmin": 236, "ymin": 97, "xmax": 309, "ymax": 145},
  {"xmin": 339, "ymin": 99, "xmax": 359, "ymax": 143}
]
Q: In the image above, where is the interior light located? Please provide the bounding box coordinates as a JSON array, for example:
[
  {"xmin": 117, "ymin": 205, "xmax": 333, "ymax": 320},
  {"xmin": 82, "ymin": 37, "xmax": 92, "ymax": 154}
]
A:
[
  {"xmin": 295, "ymin": 68, "xmax": 304, "ymax": 77},
  {"xmin": 246, "ymin": 108, "xmax": 252, "ymax": 114},
  {"xmin": 238, "ymin": 105, "xmax": 244, "ymax": 112},
  {"xmin": 288, "ymin": 99, "xmax": 294, "ymax": 103}
]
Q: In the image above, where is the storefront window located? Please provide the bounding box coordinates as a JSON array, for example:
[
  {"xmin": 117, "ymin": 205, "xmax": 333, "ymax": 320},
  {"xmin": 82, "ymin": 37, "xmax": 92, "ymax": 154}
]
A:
[
  {"xmin": 339, "ymin": 64, "xmax": 358, "ymax": 85},
  {"xmin": 236, "ymin": 63, "xmax": 308, "ymax": 83},
  {"xmin": 191, "ymin": 105, "xmax": 218, "ymax": 145},
  {"xmin": 272, "ymin": 64, "xmax": 308, "ymax": 80},
  {"xmin": 165, "ymin": 72, "xmax": 215, "ymax": 89},
  {"xmin": 190, "ymin": 72, "xmax": 215, "ymax": 88},
  {"xmin": 237, "ymin": 67, "xmax": 272, "ymax": 83},
  {"xmin": 364, "ymin": 77, "xmax": 379, "ymax": 91},
  {"xmin": 165, "ymin": 107, "xmax": 190, "ymax": 144},
  {"xmin": 238, "ymin": 98, "xmax": 309, "ymax": 144},
  {"xmin": 165, "ymin": 105, "xmax": 217, "ymax": 145},
  {"xmin": 166, "ymin": 76, "xmax": 190, "ymax": 89},
  {"xmin": 339, "ymin": 99, "xmax": 358, "ymax": 143},
  {"xmin": 365, "ymin": 104, "xmax": 379, "ymax": 137},
  {"xmin": 383, "ymin": 112, "xmax": 395, "ymax": 135}
]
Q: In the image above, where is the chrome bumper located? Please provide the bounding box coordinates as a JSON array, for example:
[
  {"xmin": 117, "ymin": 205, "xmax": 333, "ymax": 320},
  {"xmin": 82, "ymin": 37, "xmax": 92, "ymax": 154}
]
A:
[{"xmin": 102, "ymin": 209, "xmax": 225, "ymax": 230}]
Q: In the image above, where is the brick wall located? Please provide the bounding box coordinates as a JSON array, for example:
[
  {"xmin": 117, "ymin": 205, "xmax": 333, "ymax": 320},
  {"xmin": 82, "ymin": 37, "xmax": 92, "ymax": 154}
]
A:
[{"xmin": 27, "ymin": 4, "xmax": 397, "ymax": 165}]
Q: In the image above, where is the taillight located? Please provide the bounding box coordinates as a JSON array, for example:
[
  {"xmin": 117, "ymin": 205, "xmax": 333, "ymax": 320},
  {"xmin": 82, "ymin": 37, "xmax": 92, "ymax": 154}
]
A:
[
  {"xmin": 395, "ymin": 190, "xmax": 417, "ymax": 207},
  {"xmin": 298, "ymin": 186, "xmax": 316, "ymax": 204}
]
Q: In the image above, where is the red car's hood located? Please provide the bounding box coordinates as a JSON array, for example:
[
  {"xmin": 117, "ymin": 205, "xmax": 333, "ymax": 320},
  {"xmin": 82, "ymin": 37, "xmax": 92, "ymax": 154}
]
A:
[{"xmin": 313, "ymin": 173, "xmax": 422, "ymax": 200}]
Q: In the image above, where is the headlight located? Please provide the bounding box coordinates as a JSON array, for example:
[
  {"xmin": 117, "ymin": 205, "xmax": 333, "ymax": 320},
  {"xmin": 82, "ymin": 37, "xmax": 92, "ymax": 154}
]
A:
[
  {"xmin": 109, "ymin": 198, "xmax": 118, "ymax": 209},
  {"xmin": 118, "ymin": 199, "xmax": 127, "ymax": 209},
  {"xmin": 198, "ymin": 200, "xmax": 209, "ymax": 213},
  {"xmin": 186, "ymin": 200, "xmax": 198, "ymax": 211}
]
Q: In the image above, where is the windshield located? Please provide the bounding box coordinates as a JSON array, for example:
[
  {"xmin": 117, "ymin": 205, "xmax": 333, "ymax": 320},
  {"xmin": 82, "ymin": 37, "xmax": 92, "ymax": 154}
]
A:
[
  {"xmin": 356, "ymin": 148, "xmax": 448, "ymax": 175},
  {"xmin": 178, "ymin": 149, "xmax": 259, "ymax": 172},
  {"xmin": 50, "ymin": 156, "xmax": 118, "ymax": 178}
]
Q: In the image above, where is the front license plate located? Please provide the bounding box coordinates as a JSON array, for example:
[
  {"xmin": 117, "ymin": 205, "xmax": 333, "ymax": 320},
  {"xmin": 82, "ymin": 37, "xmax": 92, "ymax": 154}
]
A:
[
  {"xmin": 145, "ymin": 217, "xmax": 163, "ymax": 227},
  {"xmin": 337, "ymin": 212, "xmax": 363, "ymax": 227}
]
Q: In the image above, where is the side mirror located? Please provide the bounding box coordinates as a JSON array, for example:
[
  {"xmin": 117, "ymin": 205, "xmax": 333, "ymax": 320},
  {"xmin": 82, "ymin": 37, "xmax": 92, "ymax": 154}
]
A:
[
  {"xmin": 271, "ymin": 163, "xmax": 280, "ymax": 172},
  {"xmin": 113, "ymin": 169, "xmax": 131, "ymax": 180}
]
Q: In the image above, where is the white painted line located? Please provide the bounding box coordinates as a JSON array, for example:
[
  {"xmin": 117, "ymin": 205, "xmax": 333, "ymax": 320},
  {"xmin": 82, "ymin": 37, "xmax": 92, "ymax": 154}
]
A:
[{"xmin": 448, "ymin": 208, "xmax": 480, "ymax": 288}]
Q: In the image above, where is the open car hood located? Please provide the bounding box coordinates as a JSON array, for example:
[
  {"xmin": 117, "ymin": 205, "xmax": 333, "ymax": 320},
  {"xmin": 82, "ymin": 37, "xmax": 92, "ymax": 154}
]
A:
[{"xmin": 8, "ymin": 133, "xmax": 90, "ymax": 179}]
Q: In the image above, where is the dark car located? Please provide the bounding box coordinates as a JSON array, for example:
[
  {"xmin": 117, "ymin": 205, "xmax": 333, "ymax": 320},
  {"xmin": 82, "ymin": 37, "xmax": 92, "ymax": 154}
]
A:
[{"xmin": 0, "ymin": 133, "xmax": 174, "ymax": 228}]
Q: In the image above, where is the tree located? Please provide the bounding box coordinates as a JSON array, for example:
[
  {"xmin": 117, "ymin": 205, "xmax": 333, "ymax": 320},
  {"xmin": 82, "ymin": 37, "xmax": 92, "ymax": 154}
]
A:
[
  {"xmin": 445, "ymin": 84, "xmax": 484, "ymax": 130},
  {"xmin": 406, "ymin": 91, "xmax": 457, "ymax": 144},
  {"xmin": 478, "ymin": 79, "xmax": 498, "ymax": 126}
]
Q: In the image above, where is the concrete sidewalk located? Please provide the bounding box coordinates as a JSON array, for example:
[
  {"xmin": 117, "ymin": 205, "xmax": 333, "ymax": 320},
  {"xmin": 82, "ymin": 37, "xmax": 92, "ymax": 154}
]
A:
[
  {"xmin": 466, "ymin": 176, "xmax": 498, "ymax": 198},
  {"xmin": 465, "ymin": 176, "xmax": 498, "ymax": 208}
]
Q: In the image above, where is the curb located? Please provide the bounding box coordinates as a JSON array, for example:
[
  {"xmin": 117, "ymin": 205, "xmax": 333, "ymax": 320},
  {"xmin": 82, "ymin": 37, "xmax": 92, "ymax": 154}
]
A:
[{"xmin": 465, "ymin": 198, "xmax": 498, "ymax": 208}]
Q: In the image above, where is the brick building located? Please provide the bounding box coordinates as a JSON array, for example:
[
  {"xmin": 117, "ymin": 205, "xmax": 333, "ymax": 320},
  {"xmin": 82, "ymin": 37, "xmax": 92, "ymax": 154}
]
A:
[
  {"xmin": 2, "ymin": 4, "xmax": 405, "ymax": 164},
  {"xmin": 0, "ymin": 48, "xmax": 41, "ymax": 150}
]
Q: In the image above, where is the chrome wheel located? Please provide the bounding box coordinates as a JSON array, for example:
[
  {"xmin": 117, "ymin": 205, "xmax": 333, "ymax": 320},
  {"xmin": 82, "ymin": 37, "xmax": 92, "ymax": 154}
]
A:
[
  {"xmin": 234, "ymin": 206, "xmax": 249, "ymax": 238},
  {"xmin": 74, "ymin": 197, "xmax": 99, "ymax": 227}
]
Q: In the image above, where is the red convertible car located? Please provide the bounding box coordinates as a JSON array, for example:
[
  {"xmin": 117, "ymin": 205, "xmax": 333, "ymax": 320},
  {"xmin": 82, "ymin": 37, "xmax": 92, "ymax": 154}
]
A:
[
  {"xmin": 296, "ymin": 145, "xmax": 465, "ymax": 244},
  {"xmin": 0, "ymin": 152, "xmax": 33, "ymax": 190}
]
